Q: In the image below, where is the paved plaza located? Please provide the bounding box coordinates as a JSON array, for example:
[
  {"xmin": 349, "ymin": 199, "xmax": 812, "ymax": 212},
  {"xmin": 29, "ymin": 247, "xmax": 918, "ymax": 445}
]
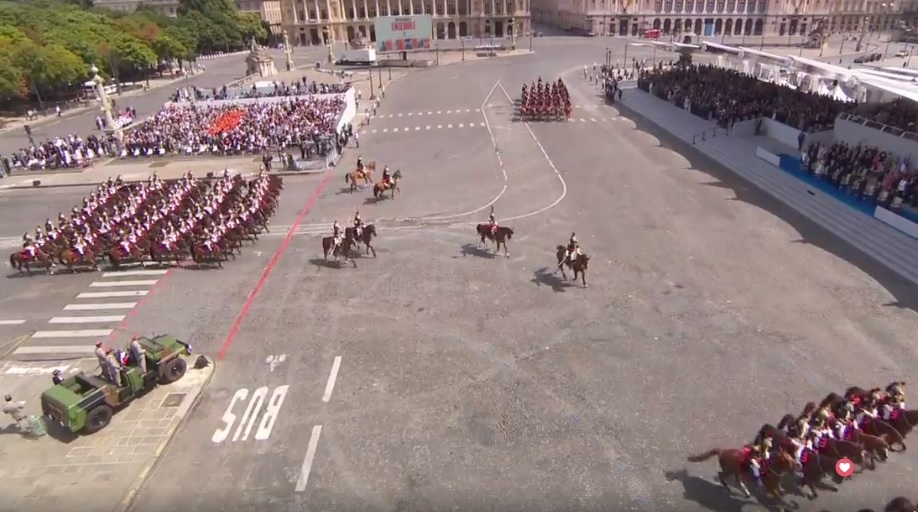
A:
[{"xmin": 1, "ymin": 38, "xmax": 917, "ymax": 512}]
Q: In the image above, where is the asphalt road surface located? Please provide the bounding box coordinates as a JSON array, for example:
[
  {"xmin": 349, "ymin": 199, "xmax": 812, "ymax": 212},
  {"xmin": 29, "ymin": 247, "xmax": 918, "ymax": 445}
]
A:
[{"xmin": 93, "ymin": 37, "xmax": 918, "ymax": 512}]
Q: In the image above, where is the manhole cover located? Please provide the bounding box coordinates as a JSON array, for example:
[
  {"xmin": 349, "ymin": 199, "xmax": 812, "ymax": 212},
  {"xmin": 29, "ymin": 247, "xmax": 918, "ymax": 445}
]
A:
[
  {"xmin": 149, "ymin": 161, "xmax": 171, "ymax": 168},
  {"xmin": 161, "ymin": 393, "xmax": 186, "ymax": 408}
]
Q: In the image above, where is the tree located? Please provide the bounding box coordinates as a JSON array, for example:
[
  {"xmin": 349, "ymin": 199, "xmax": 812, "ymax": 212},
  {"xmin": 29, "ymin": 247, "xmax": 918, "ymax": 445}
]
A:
[{"xmin": 236, "ymin": 12, "xmax": 267, "ymax": 44}]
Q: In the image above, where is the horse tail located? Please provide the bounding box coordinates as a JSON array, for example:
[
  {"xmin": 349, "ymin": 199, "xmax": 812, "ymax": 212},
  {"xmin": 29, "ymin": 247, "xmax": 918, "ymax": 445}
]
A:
[
  {"xmin": 345, "ymin": 173, "xmax": 351, "ymax": 184},
  {"xmin": 687, "ymin": 449, "xmax": 720, "ymax": 463},
  {"xmin": 9, "ymin": 253, "xmax": 15, "ymax": 268}
]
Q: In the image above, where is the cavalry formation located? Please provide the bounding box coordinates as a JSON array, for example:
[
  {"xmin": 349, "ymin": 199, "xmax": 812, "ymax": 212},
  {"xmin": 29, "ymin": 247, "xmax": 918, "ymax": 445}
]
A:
[
  {"xmin": 344, "ymin": 158, "xmax": 403, "ymax": 200},
  {"xmin": 688, "ymin": 381, "xmax": 917, "ymax": 507},
  {"xmin": 519, "ymin": 77, "xmax": 572, "ymax": 121},
  {"xmin": 9, "ymin": 171, "xmax": 281, "ymax": 274}
]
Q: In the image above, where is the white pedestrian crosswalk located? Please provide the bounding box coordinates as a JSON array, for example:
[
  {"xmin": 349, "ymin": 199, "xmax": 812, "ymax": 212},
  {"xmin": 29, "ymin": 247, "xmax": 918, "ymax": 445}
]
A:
[
  {"xmin": 11, "ymin": 268, "xmax": 169, "ymax": 359},
  {"xmin": 364, "ymin": 122, "xmax": 487, "ymax": 134}
]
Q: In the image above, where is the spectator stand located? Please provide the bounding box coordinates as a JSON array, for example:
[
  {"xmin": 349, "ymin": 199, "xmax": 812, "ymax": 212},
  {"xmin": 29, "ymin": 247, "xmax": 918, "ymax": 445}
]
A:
[
  {"xmin": 118, "ymin": 85, "xmax": 355, "ymax": 172},
  {"xmin": 635, "ymin": 64, "xmax": 918, "ymax": 240}
]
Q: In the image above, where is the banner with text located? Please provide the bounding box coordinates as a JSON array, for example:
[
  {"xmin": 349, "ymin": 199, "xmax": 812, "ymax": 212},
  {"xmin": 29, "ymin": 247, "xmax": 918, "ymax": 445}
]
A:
[{"xmin": 374, "ymin": 15, "xmax": 432, "ymax": 52}]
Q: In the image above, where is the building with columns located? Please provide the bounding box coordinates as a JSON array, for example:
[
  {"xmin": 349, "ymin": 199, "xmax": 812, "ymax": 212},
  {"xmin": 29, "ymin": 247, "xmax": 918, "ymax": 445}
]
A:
[
  {"xmin": 279, "ymin": 0, "xmax": 531, "ymax": 45},
  {"xmin": 531, "ymin": 0, "xmax": 902, "ymax": 38}
]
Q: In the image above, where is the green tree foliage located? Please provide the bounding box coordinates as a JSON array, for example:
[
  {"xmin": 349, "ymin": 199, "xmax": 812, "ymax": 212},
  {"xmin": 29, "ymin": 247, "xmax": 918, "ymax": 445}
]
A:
[{"xmin": 0, "ymin": 0, "xmax": 268, "ymax": 105}]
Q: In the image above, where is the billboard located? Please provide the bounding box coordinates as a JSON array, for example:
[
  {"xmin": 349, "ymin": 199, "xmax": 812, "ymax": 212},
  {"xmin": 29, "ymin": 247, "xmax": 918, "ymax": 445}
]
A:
[{"xmin": 373, "ymin": 15, "xmax": 432, "ymax": 52}]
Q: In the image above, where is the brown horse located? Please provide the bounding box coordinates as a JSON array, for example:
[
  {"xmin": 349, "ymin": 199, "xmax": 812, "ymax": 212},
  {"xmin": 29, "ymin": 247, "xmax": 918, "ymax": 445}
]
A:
[
  {"xmin": 344, "ymin": 166, "xmax": 374, "ymax": 192},
  {"xmin": 797, "ymin": 448, "xmax": 846, "ymax": 500},
  {"xmin": 475, "ymin": 224, "xmax": 514, "ymax": 257},
  {"xmin": 107, "ymin": 246, "xmax": 146, "ymax": 267},
  {"xmin": 844, "ymin": 427, "xmax": 891, "ymax": 467},
  {"xmin": 372, "ymin": 170, "xmax": 401, "ymax": 200},
  {"xmin": 321, "ymin": 236, "xmax": 357, "ymax": 267},
  {"xmin": 191, "ymin": 243, "xmax": 225, "ymax": 268},
  {"xmin": 882, "ymin": 408, "xmax": 918, "ymax": 440},
  {"xmin": 555, "ymin": 246, "xmax": 590, "ymax": 287},
  {"xmin": 9, "ymin": 249, "xmax": 55, "ymax": 275},
  {"xmin": 885, "ymin": 497, "xmax": 917, "ymax": 512},
  {"xmin": 345, "ymin": 224, "xmax": 377, "ymax": 257},
  {"xmin": 149, "ymin": 241, "xmax": 188, "ymax": 266},
  {"xmin": 687, "ymin": 446, "xmax": 797, "ymax": 501},
  {"xmin": 58, "ymin": 248, "xmax": 99, "ymax": 272}
]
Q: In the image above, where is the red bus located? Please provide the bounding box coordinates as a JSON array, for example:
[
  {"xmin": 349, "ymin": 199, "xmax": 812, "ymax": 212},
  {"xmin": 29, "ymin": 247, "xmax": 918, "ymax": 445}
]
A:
[{"xmin": 643, "ymin": 29, "xmax": 661, "ymax": 39}]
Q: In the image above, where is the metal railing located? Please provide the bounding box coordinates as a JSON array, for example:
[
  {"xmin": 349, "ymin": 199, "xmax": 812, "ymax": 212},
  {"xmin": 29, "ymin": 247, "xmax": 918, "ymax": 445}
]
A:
[
  {"xmin": 838, "ymin": 112, "xmax": 918, "ymax": 142},
  {"xmin": 692, "ymin": 125, "xmax": 727, "ymax": 145}
]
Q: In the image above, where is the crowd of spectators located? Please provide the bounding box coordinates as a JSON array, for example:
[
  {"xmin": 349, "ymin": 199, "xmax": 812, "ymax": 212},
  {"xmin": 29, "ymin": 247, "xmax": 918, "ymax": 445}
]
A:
[
  {"xmin": 1, "ymin": 135, "xmax": 118, "ymax": 173},
  {"xmin": 121, "ymin": 96, "xmax": 345, "ymax": 158},
  {"xmin": 637, "ymin": 65, "xmax": 853, "ymax": 131},
  {"xmin": 802, "ymin": 141, "xmax": 918, "ymax": 208},
  {"xmin": 171, "ymin": 77, "xmax": 349, "ymax": 102},
  {"xmin": 847, "ymin": 98, "xmax": 918, "ymax": 135}
]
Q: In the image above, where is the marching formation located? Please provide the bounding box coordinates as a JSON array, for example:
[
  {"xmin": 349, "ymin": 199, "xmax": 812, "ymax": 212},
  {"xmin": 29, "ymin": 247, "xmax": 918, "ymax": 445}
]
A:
[
  {"xmin": 10, "ymin": 171, "xmax": 282, "ymax": 274},
  {"xmin": 689, "ymin": 381, "xmax": 917, "ymax": 505},
  {"xmin": 519, "ymin": 77, "xmax": 572, "ymax": 122}
]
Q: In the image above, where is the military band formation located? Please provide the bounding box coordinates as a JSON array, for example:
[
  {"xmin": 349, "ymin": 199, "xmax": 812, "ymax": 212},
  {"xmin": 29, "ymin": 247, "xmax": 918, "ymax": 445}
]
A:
[
  {"xmin": 688, "ymin": 381, "xmax": 916, "ymax": 508},
  {"xmin": 11, "ymin": 171, "xmax": 281, "ymax": 273},
  {"xmin": 519, "ymin": 77, "xmax": 572, "ymax": 121}
]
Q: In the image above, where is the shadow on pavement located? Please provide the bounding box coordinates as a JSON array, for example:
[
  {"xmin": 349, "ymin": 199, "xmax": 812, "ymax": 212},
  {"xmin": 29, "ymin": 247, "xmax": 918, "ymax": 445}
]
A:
[{"xmin": 618, "ymin": 107, "xmax": 918, "ymax": 316}]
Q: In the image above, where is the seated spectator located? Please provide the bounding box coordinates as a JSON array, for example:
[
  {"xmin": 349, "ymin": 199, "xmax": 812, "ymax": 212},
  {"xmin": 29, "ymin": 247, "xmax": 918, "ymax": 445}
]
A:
[
  {"xmin": 803, "ymin": 141, "xmax": 918, "ymax": 207},
  {"xmin": 120, "ymin": 95, "xmax": 346, "ymax": 158},
  {"xmin": 637, "ymin": 64, "xmax": 854, "ymax": 131},
  {"xmin": 3, "ymin": 134, "xmax": 114, "ymax": 172}
]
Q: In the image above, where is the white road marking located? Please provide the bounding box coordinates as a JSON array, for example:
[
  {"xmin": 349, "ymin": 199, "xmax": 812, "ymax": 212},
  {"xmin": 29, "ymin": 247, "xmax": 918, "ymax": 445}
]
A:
[
  {"xmin": 322, "ymin": 356, "xmax": 342, "ymax": 403},
  {"xmin": 295, "ymin": 425, "xmax": 323, "ymax": 492},
  {"xmin": 12, "ymin": 346, "xmax": 94, "ymax": 356},
  {"xmin": 437, "ymin": 124, "xmax": 442, "ymax": 129},
  {"xmin": 446, "ymin": 110, "xmax": 452, "ymax": 113},
  {"xmin": 415, "ymin": 126, "xmax": 420, "ymax": 131},
  {"xmin": 64, "ymin": 302, "xmax": 137, "ymax": 310},
  {"xmin": 89, "ymin": 280, "xmax": 158, "ymax": 287},
  {"xmin": 32, "ymin": 329, "xmax": 113, "ymax": 338},
  {"xmin": 371, "ymin": 129, "xmax": 378, "ymax": 133},
  {"xmin": 383, "ymin": 128, "xmax": 388, "ymax": 133},
  {"xmin": 102, "ymin": 270, "xmax": 168, "ymax": 277},
  {"xmin": 48, "ymin": 316, "xmax": 125, "ymax": 324},
  {"xmin": 425, "ymin": 125, "xmax": 431, "ymax": 130},
  {"xmin": 590, "ymin": 118, "xmax": 597, "ymax": 122},
  {"xmin": 465, "ymin": 109, "xmax": 471, "ymax": 112},
  {"xmin": 392, "ymin": 128, "xmax": 399, "ymax": 132},
  {"xmin": 436, "ymin": 110, "xmax": 442, "ymax": 114},
  {"xmin": 397, "ymin": 113, "xmax": 402, "ymax": 117},
  {"xmin": 459, "ymin": 123, "xmax": 464, "ymax": 128},
  {"xmin": 447, "ymin": 124, "xmax": 453, "ymax": 128},
  {"xmin": 408, "ymin": 112, "xmax": 413, "ymax": 116},
  {"xmin": 0, "ymin": 319, "xmax": 26, "ymax": 325},
  {"xmin": 77, "ymin": 290, "xmax": 148, "ymax": 298},
  {"xmin": 427, "ymin": 111, "xmax": 432, "ymax": 115},
  {"xmin": 479, "ymin": 122, "xmax": 485, "ymax": 127}
]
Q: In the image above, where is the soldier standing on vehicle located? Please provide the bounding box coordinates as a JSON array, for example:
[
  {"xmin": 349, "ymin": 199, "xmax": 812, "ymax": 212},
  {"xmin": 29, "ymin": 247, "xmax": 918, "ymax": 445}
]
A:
[
  {"xmin": 129, "ymin": 336, "xmax": 147, "ymax": 373},
  {"xmin": 104, "ymin": 349, "xmax": 122, "ymax": 385},
  {"xmin": 3, "ymin": 395, "xmax": 31, "ymax": 434}
]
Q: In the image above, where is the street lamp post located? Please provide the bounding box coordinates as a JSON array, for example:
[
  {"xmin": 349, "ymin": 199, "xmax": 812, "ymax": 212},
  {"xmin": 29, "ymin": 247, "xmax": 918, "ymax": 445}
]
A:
[
  {"xmin": 461, "ymin": 38, "xmax": 465, "ymax": 60},
  {"xmin": 283, "ymin": 30, "xmax": 294, "ymax": 71},
  {"xmin": 510, "ymin": 17, "xmax": 516, "ymax": 50},
  {"xmin": 90, "ymin": 64, "xmax": 123, "ymax": 150},
  {"xmin": 323, "ymin": 27, "xmax": 334, "ymax": 63},
  {"xmin": 369, "ymin": 69, "xmax": 376, "ymax": 99}
]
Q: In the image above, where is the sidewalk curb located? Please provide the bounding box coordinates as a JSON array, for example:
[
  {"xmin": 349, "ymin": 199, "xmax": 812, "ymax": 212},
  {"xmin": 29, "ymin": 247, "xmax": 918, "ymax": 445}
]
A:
[{"xmin": 117, "ymin": 359, "xmax": 217, "ymax": 512}]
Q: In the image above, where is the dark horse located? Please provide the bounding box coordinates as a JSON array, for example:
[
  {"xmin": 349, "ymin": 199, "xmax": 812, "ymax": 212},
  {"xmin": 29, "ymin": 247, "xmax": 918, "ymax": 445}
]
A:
[
  {"xmin": 9, "ymin": 249, "xmax": 55, "ymax": 275},
  {"xmin": 58, "ymin": 248, "xmax": 99, "ymax": 272},
  {"xmin": 475, "ymin": 225, "xmax": 513, "ymax": 257},
  {"xmin": 555, "ymin": 246, "xmax": 590, "ymax": 287},
  {"xmin": 345, "ymin": 224, "xmax": 377, "ymax": 257},
  {"xmin": 842, "ymin": 388, "xmax": 908, "ymax": 451},
  {"xmin": 687, "ymin": 446, "xmax": 797, "ymax": 502},
  {"xmin": 372, "ymin": 170, "xmax": 402, "ymax": 200},
  {"xmin": 321, "ymin": 236, "xmax": 357, "ymax": 267}
]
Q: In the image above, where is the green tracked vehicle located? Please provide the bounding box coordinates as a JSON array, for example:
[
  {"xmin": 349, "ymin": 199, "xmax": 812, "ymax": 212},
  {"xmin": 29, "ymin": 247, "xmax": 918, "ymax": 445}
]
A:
[{"xmin": 41, "ymin": 335, "xmax": 193, "ymax": 435}]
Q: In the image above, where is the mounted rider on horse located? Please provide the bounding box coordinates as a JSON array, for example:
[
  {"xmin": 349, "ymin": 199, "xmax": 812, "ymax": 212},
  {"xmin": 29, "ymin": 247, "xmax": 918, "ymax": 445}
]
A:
[{"xmin": 557, "ymin": 232, "xmax": 581, "ymax": 272}]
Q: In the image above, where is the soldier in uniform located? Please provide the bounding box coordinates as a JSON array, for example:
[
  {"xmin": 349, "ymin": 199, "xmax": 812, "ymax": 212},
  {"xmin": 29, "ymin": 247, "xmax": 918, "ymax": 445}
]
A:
[
  {"xmin": 747, "ymin": 436, "xmax": 773, "ymax": 487},
  {"xmin": 129, "ymin": 336, "xmax": 147, "ymax": 373},
  {"xmin": 881, "ymin": 381, "xmax": 906, "ymax": 420},
  {"xmin": 331, "ymin": 220, "xmax": 342, "ymax": 254},
  {"xmin": 381, "ymin": 167, "xmax": 392, "ymax": 189},
  {"xmin": 353, "ymin": 211, "xmax": 363, "ymax": 238},
  {"xmin": 558, "ymin": 233, "xmax": 581, "ymax": 273},
  {"xmin": 2, "ymin": 395, "xmax": 31, "ymax": 434}
]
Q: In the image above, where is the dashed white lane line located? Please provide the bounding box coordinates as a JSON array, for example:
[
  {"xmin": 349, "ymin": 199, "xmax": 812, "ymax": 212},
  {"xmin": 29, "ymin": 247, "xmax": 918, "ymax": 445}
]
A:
[{"xmin": 295, "ymin": 425, "xmax": 323, "ymax": 492}]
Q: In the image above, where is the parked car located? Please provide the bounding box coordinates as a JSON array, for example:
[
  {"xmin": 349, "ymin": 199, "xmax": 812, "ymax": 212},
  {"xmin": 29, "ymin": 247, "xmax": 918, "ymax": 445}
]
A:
[{"xmin": 896, "ymin": 49, "xmax": 910, "ymax": 57}]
